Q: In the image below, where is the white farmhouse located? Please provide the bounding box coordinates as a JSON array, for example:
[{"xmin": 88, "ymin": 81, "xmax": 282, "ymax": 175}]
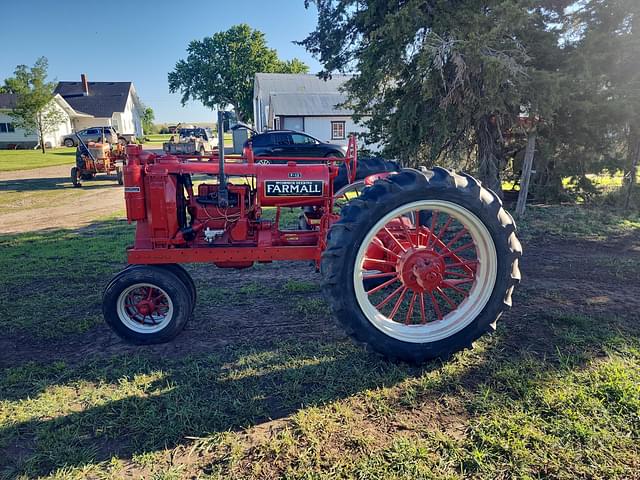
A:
[
  {"xmin": 0, "ymin": 74, "xmax": 144, "ymax": 149},
  {"xmin": 253, "ymin": 73, "xmax": 371, "ymax": 146},
  {"xmin": 0, "ymin": 93, "xmax": 77, "ymax": 149},
  {"xmin": 54, "ymin": 75, "xmax": 144, "ymax": 137}
]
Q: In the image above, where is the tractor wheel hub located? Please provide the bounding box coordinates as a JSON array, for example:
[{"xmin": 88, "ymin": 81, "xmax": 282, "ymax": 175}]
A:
[
  {"xmin": 397, "ymin": 248, "xmax": 445, "ymax": 292},
  {"xmin": 136, "ymin": 300, "xmax": 154, "ymax": 316}
]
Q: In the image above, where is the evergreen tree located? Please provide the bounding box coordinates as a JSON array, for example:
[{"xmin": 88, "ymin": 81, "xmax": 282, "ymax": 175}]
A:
[{"xmin": 302, "ymin": 0, "xmax": 569, "ymax": 194}]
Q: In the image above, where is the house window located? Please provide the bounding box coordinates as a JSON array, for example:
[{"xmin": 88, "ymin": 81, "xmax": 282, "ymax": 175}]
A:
[
  {"xmin": 331, "ymin": 121, "xmax": 345, "ymax": 140},
  {"xmin": 0, "ymin": 123, "xmax": 15, "ymax": 133}
]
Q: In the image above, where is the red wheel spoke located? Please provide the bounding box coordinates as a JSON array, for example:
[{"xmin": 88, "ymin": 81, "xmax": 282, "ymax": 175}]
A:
[
  {"xmin": 383, "ymin": 227, "xmax": 407, "ymax": 252},
  {"xmin": 426, "ymin": 211, "xmax": 439, "ymax": 248},
  {"xmin": 366, "ymin": 275, "xmax": 400, "ymax": 295},
  {"xmin": 375, "ymin": 243, "xmax": 401, "ymax": 259},
  {"xmin": 404, "ymin": 292, "xmax": 417, "ymax": 325},
  {"xmin": 388, "ymin": 287, "xmax": 408, "ymax": 321},
  {"xmin": 445, "ymin": 228, "xmax": 468, "ymax": 248},
  {"xmin": 399, "ymin": 218, "xmax": 416, "ymax": 248},
  {"xmin": 444, "ymin": 270, "xmax": 474, "ymax": 279},
  {"xmin": 419, "ymin": 293, "xmax": 427, "ymax": 324},
  {"xmin": 446, "ymin": 278, "xmax": 474, "ymax": 286},
  {"xmin": 436, "ymin": 217, "xmax": 453, "ymax": 242},
  {"xmin": 375, "ymin": 285, "xmax": 405, "ymax": 310},
  {"xmin": 415, "ymin": 211, "xmax": 423, "ymax": 246},
  {"xmin": 363, "ymin": 257, "xmax": 397, "ymax": 268},
  {"xmin": 445, "ymin": 241, "xmax": 476, "ymax": 257},
  {"xmin": 436, "ymin": 287, "xmax": 458, "ymax": 310},
  {"xmin": 146, "ymin": 287, "xmax": 154, "ymax": 300},
  {"xmin": 441, "ymin": 281, "xmax": 470, "ymax": 296},
  {"xmin": 447, "ymin": 259, "xmax": 479, "ymax": 269},
  {"xmin": 363, "ymin": 272, "xmax": 398, "ymax": 280},
  {"xmin": 429, "ymin": 292, "xmax": 443, "ymax": 320}
]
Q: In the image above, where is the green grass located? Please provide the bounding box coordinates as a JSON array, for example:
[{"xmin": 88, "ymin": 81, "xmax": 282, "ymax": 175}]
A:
[
  {"xmin": 0, "ymin": 148, "xmax": 75, "ymax": 172},
  {"xmin": 0, "ymin": 205, "xmax": 639, "ymax": 478},
  {"xmin": 517, "ymin": 204, "xmax": 640, "ymax": 241}
]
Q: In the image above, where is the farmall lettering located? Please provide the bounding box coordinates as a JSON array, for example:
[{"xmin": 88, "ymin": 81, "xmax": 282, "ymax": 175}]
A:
[{"xmin": 265, "ymin": 180, "xmax": 323, "ymax": 196}]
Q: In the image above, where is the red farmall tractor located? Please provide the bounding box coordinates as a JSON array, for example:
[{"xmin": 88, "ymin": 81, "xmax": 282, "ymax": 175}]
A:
[{"xmin": 103, "ymin": 132, "xmax": 522, "ymax": 363}]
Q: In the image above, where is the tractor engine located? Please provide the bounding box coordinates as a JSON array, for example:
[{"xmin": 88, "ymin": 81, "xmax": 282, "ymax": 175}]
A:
[{"xmin": 123, "ymin": 149, "xmax": 333, "ymax": 269}]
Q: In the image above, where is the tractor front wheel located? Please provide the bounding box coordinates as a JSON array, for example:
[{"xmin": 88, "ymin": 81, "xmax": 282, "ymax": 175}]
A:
[
  {"xmin": 321, "ymin": 168, "xmax": 522, "ymax": 363},
  {"xmin": 103, "ymin": 265, "xmax": 192, "ymax": 344},
  {"xmin": 116, "ymin": 167, "xmax": 124, "ymax": 185}
]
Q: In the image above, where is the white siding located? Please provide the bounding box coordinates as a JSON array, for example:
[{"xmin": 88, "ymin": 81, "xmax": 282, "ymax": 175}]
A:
[
  {"xmin": 0, "ymin": 100, "xmax": 72, "ymax": 147},
  {"xmin": 0, "ymin": 111, "xmax": 37, "ymax": 143},
  {"xmin": 302, "ymin": 116, "xmax": 373, "ymax": 148},
  {"xmin": 113, "ymin": 94, "xmax": 142, "ymax": 136}
]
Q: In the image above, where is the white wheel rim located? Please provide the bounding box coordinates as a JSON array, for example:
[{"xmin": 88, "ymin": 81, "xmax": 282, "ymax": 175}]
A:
[
  {"xmin": 353, "ymin": 200, "xmax": 497, "ymax": 343},
  {"xmin": 116, "ymin": 283, "xmax": 174, "ymax": 334}
]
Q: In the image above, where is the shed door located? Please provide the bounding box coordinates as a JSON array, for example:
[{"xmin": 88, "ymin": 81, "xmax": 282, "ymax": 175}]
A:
[{"xmin": 283, "ymin": 117, "xmax": 304, "ymax": 132}]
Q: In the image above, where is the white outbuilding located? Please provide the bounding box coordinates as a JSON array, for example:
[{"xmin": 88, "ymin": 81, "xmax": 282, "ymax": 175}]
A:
[{"xmin": 253, "ymin": 73, "xmax": 371, "ymax": 146}]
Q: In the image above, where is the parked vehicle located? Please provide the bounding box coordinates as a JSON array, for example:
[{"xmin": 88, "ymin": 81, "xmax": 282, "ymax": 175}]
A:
[
  {"xmin": 62, "ymin": 127, "xmax": 134, "ymax": 147},
  {"xmin": 163, "ymin": 127, "xmax": 217, "ymax": 155},
  {"xmin": 70, "ymin": 135, "xmax": 125, "ymax": 187},
  {"xmin": 244, "ymin": 130, "xmax": 347, "ymax": 162}
]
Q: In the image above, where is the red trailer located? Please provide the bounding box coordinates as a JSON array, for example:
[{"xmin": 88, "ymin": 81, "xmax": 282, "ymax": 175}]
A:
[{"xmin": 103, "ymin": 136, "xmax": 522, "ymax": 363}]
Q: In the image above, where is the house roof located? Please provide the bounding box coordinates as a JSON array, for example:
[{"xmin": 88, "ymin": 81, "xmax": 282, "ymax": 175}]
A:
[
  {"xmin": 54, "ymin": 81, "xmax": 132, "ymax": 117},
  {"xmin": 0, "ymin": 93, "xmax": 18, "ymax": 109},
  {"xmin": 255, "ymin": 73, "xmax": 352, "ymax": 101},
  {"xmin": 269, "ymin": 92, "xmax": 352, "ymax": 116}
]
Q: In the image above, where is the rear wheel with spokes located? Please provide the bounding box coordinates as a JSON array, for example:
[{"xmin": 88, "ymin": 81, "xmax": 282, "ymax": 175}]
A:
[{"xmin": 322, "ymin": 168, "xmax": 522, "ymax": 363}]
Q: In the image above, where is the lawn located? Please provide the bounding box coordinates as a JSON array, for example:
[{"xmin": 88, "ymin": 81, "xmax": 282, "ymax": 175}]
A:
[
  {"xmin": 0, "ymin": 148, "xmax": 75, "ymax": 172},
  {"xmin": 0, "ymin": 205, "xmax": 639, "ymax": 479}
]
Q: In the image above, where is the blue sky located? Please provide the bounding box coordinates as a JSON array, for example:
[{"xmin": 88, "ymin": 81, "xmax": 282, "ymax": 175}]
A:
[{"xmin": 0, "ymin": 0, "xmax": 323, "ymax": 123}]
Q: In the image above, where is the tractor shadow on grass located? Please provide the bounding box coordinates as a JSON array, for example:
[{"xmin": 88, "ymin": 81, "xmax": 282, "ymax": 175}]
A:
[{"xmin": 1, "ymin": 219, "xmax": 639, "ymax": 477}]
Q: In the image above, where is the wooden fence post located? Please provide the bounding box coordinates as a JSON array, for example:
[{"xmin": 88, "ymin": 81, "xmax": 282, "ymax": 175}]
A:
[{"xmin": 515, "ymin": 131, "xmax": 537, "ymax": 217}]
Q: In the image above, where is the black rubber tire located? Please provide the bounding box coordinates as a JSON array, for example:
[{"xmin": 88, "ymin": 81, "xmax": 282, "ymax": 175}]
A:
[
  {"xmin": 118, "ymin": 263, "xmax": 197, "ymax": 315},
  {"xmin": 156, "ymin": 264, "xmax": 197, "ymax": 312},
  {"xmin": 321, "ymin": 167, "xmax": 522, "ymax": 363},
  {"xmin": 64, "ymin": 138, "xmax": 75, "ymax": 147},
  {"xmin": 333, "ymin": 156, "xmax": 400, "ymax": 192},
  {"xmin": 103, "ymin": 265, "xmax": 192, "ymax": 344},
  {"xmin": 116, "ymin": 167, "xmax": 124, "ymax": 185},
  {"xmin": 71, "ymin": 167, "xmax": 80, "ymax": 188}
]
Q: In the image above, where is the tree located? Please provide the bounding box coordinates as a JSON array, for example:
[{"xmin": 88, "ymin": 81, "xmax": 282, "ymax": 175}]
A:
[
  {"xmin": 141, "ymin": 106, "xmax": 155, "ymax": 135},
  {"xmin": 169, "ymin": 24, "xmax": 309, "ymax": 122},
  {"xmin": 3, "ymin": 57, "xmax": 66, "ymax": 154},
  {"xmin": 301, "ymin": 1, "xmax": 570, "ymax": 194}
]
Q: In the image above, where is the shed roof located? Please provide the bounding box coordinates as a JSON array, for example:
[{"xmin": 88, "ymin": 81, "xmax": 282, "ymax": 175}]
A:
[
  {"xmin": 255, "ymin": 73, "xmax": 352, "ymax": 100},
  {"xmin": 269, "ymin": 92, "xmax": 351, "ymax": 116},
  {"xmin": 54, "ymin": 81, "xmax": 132, "ymax": 117}
]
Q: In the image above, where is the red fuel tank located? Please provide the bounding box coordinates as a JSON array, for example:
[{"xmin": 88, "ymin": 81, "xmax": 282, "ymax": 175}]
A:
[{"xmin": 256, "ymin": 162, "xmax": 329, "ymax": 206}]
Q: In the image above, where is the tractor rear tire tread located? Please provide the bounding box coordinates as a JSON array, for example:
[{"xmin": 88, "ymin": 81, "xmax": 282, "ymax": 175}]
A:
[
  {"xmin": 321, "ymin": 167, "xmax": 522, "ymax": 363},
  {"xmin": 333, "ymin": 156, "xmax": 400, "ymax": 193}
]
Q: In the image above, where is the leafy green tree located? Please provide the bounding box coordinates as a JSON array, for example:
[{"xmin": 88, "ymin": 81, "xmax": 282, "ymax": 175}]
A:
[
  {"xmin": 3, "ymin": 57, "xmax": 66, "ymax": 154},
  {"xmin": 141, "ymin": 106, "xmax": 155, "ymax": 135},
  {"xmin": 302, "ymin": 1, "xmax": 571, "ymax": 194},
  {"xmin": 169, "ymin": 24, "xmax": 309, "ymax": 122}
]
